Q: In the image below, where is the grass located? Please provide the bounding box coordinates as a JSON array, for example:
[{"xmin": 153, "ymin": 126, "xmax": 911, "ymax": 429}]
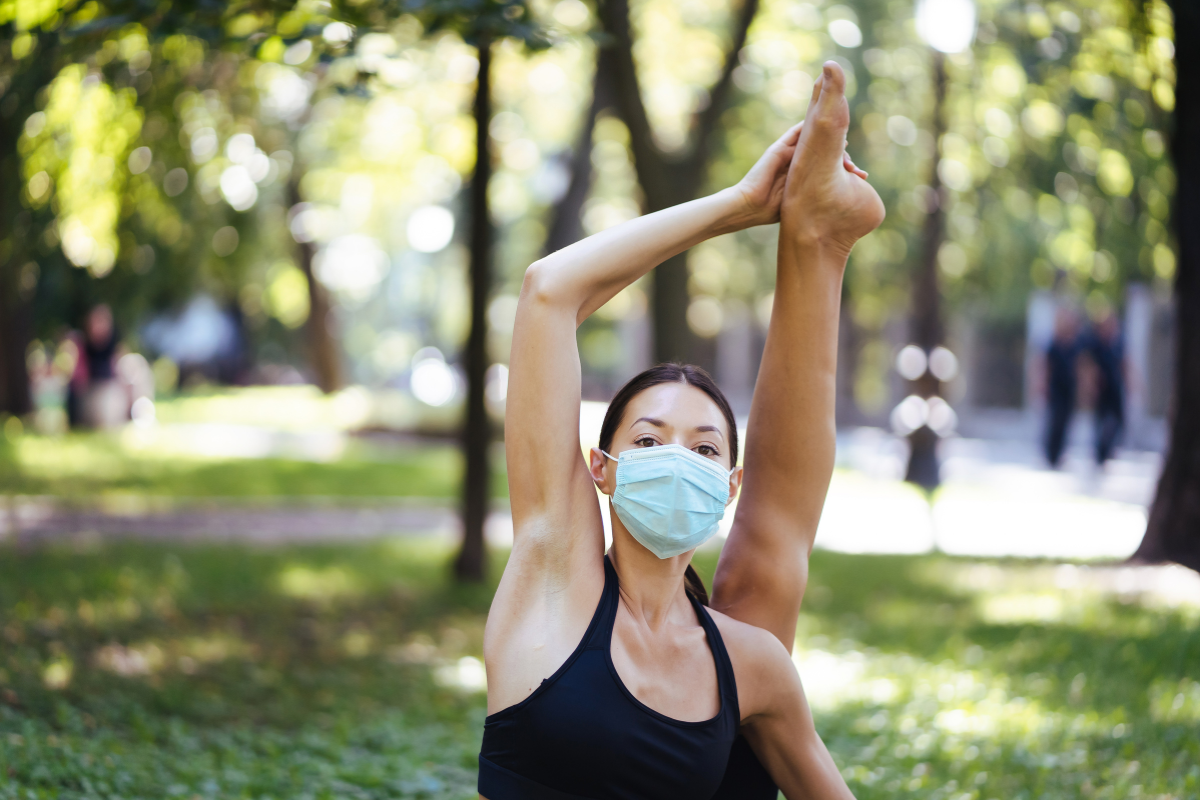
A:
[
  {"xmin": 2, "ymin": 385, "xmax": 507, "ymax": 501},
  {"xmin": 1, "ymin": 540, "xmax": 1197, "ymax": 799},
  {"xmin": 0, "ymin": 432, "xmax": 508, "ymax": 501},
  {"xmin": 0, "ymin": 540, "xmax": 498, "ymax": 799}
]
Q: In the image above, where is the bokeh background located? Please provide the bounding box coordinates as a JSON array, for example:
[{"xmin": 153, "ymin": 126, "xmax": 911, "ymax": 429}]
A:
[{"xmin": 1, "ymin": 0, "xmax": 1197, "ymax": 797}]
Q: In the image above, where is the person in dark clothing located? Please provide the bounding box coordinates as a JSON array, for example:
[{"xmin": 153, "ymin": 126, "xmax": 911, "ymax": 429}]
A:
[
  {"xmin": 1086, "ymin": 312, "xmax": 1125, "ymax": 465},
  {"xmin": 84, "ymin": 304, "xmax": 119, "ymax": 382},
  {"xmin": 1043, "ymin": 308, "xmax": 1080, "ymax": 467},
  {"xmin": 74, "ymin": 304, "xmax": 127, "ymax": 428}
]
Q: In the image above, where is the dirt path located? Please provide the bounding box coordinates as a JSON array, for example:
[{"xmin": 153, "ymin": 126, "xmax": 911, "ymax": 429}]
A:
[{"xmin": 0, "ymin": 497, "xmax": 513, "ymax": 546}]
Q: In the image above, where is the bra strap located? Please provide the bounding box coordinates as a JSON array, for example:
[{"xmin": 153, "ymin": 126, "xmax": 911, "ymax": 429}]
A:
[
  {"xmin": 693, "ymin": 599, "xmax": 741, "ymax": 722},
  {"xmin": 584, "ymin": 555, "xmax": 620, "ymax": 650}
]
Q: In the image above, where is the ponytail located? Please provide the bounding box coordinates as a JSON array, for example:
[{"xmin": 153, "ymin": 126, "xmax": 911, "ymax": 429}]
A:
[{"xmin": 683, "ymin": 564, "xmax": 709, "ymax": 606}]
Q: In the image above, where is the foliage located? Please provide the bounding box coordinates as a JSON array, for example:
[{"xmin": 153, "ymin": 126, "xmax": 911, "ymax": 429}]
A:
[
  {"xmin": 6, "ymin": 0, "xmax": 1179, "ymax": 400},
  {"xmin": 2, "ymin": 0, "xmax": 544, "ymax": 376},
  {"xmin": 695, "ymin": 0, "xmax": 1178, "ymax": 314},
  {"xmin": 1, "ymin": 541, "xmax": 1196, "ymax": 798},
  {"xmin": 0, "ymin": 539, "xmax": 497, "ymax": 799}
]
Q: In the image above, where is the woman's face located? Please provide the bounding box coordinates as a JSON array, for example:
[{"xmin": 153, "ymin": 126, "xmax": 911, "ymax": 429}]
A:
[{"xmin": 589, "ymin": 383, "xmax": 743, "ymax": 505}]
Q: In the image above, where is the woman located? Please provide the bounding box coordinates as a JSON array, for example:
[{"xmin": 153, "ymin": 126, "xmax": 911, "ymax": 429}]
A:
[{"xmin": 480, "ymin": 63, "xmax": 884, "ymax": 799}]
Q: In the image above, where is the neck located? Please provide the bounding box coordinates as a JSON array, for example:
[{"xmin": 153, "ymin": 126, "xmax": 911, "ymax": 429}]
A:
[{"xmin": 608, "ymin": 511, "xmax": 694, "ymax": 628}]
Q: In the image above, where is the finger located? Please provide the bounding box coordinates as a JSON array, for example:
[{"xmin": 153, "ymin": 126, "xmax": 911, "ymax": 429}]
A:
[
  {"xmin": 843, "ymin": 152, "xmax": 868, "ymax": 178},
  {"xmin": 843, "ymin": 155, "xmax": 868, "ymax": 179},
  {"xmin": 780, "ymin": 120, "xmax": 805, "ymax": 146},
  {"xmin": 771, "ymin": 121, "xmax": 805, "ymax": 153}
]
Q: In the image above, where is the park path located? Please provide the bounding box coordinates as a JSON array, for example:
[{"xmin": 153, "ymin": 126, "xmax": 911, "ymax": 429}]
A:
[
  {"xmin": 5, "ymin": 490, "xmax": 1199, "ymax": 610},
  {"xmin": 0, "ymin": 497, "xmax": 513, "ymax": 547},
  {"xmin": 0, "ymin": 429, "xmax": 1166, "ymax": 559}
]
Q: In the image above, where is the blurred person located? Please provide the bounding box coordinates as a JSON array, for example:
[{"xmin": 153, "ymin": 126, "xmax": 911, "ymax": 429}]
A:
[
  {"xmin": 479, "ymin": 63, "xmax": 881, "ymax": 800},
  {"xmin": 1041, "ymin": 307, "xmax": 1080, "ymax": 467},
  {"xmin": 1085, "ymin": 310, "xmax": 1126, "ymax": 466},
  {"xmin": 26, "ymin": 341, "xmax": 70, "ymax": 435},
  {"xmin": 78, "ymin": 305, "xmax": 128, "ymax": 429},
  {"xmin": 62, "ymin": 331, "xmax": 86, "ymax": 427}
]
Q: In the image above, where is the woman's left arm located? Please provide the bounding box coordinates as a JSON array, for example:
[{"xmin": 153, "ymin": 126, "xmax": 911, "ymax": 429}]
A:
[
  {"xmin": 743, "ymin": 671, "xmax": 856, "ymax": 800},
  {"xmin": 723, "ymin": 619, "xmax": 857, "ymax": 799}
]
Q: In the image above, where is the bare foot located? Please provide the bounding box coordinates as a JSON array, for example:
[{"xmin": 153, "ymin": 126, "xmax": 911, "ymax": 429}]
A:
[{"xmin": 781, "ymin": 61, "xmax": 885, "ymax": 255}]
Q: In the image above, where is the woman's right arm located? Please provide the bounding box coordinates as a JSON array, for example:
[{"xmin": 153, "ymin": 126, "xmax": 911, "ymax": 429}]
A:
[
  {"xmin": 499, "ymin": 120, "xmax": 810, "ymax": 564},
  {"xmin": 486, "ymin": 166, "xmax": 796, "ymax": 711},
  {"xmin": 504, "ymin": 189, "xmax": 763, "ymax": 545}
]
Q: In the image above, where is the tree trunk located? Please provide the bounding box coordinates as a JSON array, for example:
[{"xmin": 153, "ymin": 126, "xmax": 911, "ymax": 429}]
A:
[
  {"xmin": 0, "ymin": 266, "xmax": 33, "ymax": 418},
  {"xmin": 1134, "ymin": 0, "xmax": 1200, "ymax": 572},
  {"xmin": 904, "ymin": 50, "xmax": 948, "ymax": 490},
  {"xmin": 0, "ymin": 61, "xmax": 39, "ymax": 419},
  {"xmin": 455, "ymin": 34, "xmax": 493, "ymax": 583},
  {"xmin": 287, "ymin": 176, "xmax": 341, "ymax": 394},
  {"xmin": 597, "ymin": 0, "xmax": 760, "ymax": 368}
]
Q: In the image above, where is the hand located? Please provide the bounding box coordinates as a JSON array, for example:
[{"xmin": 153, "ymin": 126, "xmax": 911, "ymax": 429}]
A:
[
  {"xmin": 782, "ymin": 61, "xmax": 885, "ymax": 255},
  {"xmin": 733, "ymin": 119, "xmax": 866, "ymax": 229}
]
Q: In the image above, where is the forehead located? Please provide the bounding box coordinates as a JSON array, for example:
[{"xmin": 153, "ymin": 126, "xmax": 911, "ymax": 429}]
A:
[{"xmin": 618, "ymin": 382, "xmax": 728, "ymax": 433}]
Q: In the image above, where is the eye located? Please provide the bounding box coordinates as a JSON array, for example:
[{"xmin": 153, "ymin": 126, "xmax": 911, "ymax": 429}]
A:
[
  {"xmin": 694, "ymin": 444, "xmax": 719, "ymax": 457},
  {"xmin": 634, "ymin": 436, "xmax": 658, "ymax": 447}
]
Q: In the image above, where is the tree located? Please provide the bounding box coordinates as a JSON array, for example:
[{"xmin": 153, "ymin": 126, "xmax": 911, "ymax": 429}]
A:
[
  {"xmin": 0, "ymin": 52, "xmax": 53, "ymax": 417},
  {"xmin": 1136, "ymin": 0, "xmax": 1198, "ymax": 573},
  {"xmin": 286, "ymin": 173, "xmax": 341, "ymax": 393},
  {"xmin": 597, "ymin": 0, "xmax": 760, "ymax": 366},
  {"xmin": 0, "ymin": 0, "xmax": 322, "ymax": 416},
  {"xmin": 903, "ymin": 51, "xmax": 948, "ymax": 490},
  {"xmin": 408, "ymin": 2, "xmax": 545, "ymax": 582},
  {"xmin": 455, "ymin": 31, "xmax": 494, "ymax": 582}
]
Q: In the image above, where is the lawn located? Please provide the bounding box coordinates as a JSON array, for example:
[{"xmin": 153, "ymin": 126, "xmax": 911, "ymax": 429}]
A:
[
  {"xmin": 1, "ymin": 539, "xmax": 1197, "ymax": 799},
  {"xmin": 1, "ymin": 386, "xmax": 508, "ymax": 501},
  {"xmin": 0, "ymin": 433, "xmax": 507, "ymax": 501}
]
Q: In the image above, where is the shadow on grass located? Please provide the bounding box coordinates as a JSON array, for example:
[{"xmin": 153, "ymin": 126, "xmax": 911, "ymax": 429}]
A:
[{"xmin": 1, "ymin": 543, "xmax": 1197, "ymax": 799}]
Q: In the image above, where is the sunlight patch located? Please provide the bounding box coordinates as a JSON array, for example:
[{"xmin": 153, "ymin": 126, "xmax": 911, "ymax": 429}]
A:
[
  {"xmin": 41, "ymin": 659, "xmax": 73, "ymax": 690},
  {"xmin": 1149, "ymin": 678, "xmax": 1200, "ymax": 724},
  {"xmin": 433, "ymin": 656, "xmax": 487, "ymax": 693},
  {"xmin": 277, "ymin": 564, "xmax": 362, "ymax": 601},
  {"xmin": 979, "ymin": 592, "xmax": 1066, "ymax": 624},
  {"xmin": 94, "ymin": 643, "xmax": 164, "ymax": 677}
]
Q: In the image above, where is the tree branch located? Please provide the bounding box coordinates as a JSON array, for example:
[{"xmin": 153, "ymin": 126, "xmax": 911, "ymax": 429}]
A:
[
  {"xmin": 689, "ymin": 0, "xmax": 759, "ymax": 170},
  {"xmin": 542, "ymin": 44, "xmax": 617, "ymax": 255},
  {"xmin": 596, "ymin": 0, "xmax": 673, "ymax": 207}
]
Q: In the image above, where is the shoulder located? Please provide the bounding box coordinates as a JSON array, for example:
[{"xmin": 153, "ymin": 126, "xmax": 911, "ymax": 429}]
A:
[{"xmin": 707, "ymin": 607, "xmax": 798, "ymax": 686}]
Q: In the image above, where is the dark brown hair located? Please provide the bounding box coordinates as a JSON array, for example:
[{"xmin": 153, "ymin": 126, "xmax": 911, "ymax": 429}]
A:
[{"xmin": 598, "ymin": 363, "xmax": 738, "ymax": 607}]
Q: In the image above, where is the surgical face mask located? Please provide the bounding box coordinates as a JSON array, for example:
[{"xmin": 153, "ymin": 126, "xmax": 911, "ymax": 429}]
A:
[{"xmin": 600, "ymin": 444, "xmax": 733, "ymax": 559}]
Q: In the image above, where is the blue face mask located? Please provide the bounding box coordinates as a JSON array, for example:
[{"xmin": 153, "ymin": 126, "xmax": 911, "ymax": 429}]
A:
[{"xmin": 600, "ymin": 444, "xmax": 734, "ymax": 559}]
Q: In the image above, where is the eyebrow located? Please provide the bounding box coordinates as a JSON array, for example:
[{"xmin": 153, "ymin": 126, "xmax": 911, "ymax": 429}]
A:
[{"xmin": 631, "ymin": 418, "xmax": 725, "ymax": 440}]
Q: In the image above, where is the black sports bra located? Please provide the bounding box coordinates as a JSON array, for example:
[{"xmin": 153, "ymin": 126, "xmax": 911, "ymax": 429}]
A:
[{"xmin": 479, "ymin": 556, "xmax": 741, "ymax": 799}]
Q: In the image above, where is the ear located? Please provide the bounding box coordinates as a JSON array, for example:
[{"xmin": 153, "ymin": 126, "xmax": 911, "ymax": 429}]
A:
[
  {"xmin": 589, "ymin": 447, "xmax": 612, "ymax": 494},
  {"xmin": 725, "ymin": 465, "xmax": 744, "ymax": 507}
]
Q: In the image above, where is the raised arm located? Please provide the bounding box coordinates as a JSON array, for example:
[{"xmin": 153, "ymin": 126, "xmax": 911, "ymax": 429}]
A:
[
  {"xmin": 485, "ymin": 125, "xmax": 813, "ymax": 713},
  {"xmin": 507, "ymin": 193, "xmax": 762, "ymax": 534},
  {"xmin": 501, "ymin": 120, "xmax": 813, "ymax": 554},
  {"xmin": 712, "ymin": 63, "xmax": 885, "ymax": 647}
]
